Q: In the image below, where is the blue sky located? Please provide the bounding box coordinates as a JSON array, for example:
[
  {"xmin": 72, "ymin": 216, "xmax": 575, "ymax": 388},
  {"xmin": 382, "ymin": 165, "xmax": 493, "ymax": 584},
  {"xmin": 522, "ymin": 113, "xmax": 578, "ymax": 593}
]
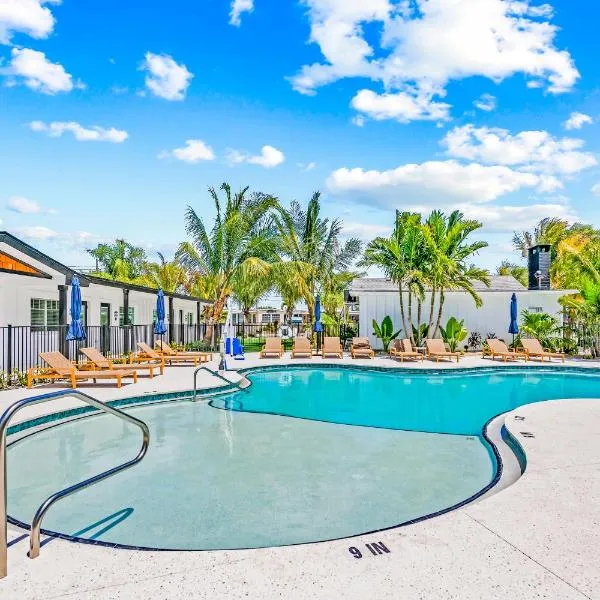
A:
[{"xmin": 1, "ymin": 0, "xmax": 599, "ymax": 271}]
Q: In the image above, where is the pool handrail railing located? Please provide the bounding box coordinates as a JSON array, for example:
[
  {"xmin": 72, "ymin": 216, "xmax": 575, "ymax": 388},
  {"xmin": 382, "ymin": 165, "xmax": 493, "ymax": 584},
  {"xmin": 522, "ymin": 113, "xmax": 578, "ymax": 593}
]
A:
[{"xmin": 0, "ymin": 389, "xmax": 150, "ymax": 579}]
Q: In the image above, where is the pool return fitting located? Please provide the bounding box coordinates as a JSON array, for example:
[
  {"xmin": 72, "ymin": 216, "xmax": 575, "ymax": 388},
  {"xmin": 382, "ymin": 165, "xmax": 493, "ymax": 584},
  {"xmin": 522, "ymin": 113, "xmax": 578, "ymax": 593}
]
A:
[{"xmin": 0, "ymin": 389, "xmax": 150, "ymax": 579}]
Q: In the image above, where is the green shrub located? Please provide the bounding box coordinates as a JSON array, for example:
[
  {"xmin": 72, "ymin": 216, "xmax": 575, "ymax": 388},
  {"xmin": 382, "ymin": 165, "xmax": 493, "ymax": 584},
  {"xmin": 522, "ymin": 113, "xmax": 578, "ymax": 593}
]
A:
[
  {"xmin": 440, "ymin": 317, "xmax": 468, "ymax": 352},
  {"xmin": 372, "ymin": 316, "xmax": 400, "ymax": 352}
]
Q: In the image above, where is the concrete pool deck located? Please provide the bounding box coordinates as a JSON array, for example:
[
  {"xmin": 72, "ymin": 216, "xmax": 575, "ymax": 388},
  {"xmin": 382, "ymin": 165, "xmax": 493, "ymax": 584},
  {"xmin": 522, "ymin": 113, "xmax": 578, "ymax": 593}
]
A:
[{"xmin": 2, "ymin": 354, "xmax": 600, "ymax": 599}]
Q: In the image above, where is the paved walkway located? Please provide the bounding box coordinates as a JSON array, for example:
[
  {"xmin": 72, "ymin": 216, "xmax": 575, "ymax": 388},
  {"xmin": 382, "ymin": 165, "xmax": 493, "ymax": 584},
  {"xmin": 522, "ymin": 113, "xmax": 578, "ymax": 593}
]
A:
[{"xmin": 1, "ymin": 354, "xmax": 599, "ymax": 599}]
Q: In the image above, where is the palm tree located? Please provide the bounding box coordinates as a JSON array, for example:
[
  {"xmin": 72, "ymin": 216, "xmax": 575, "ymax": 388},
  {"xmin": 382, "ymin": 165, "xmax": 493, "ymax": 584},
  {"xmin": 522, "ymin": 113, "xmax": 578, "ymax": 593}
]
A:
[
  {"xmin": 496, "ymin": 260, "xmax": 528, "ymax": 288},
  {"xmin": 275, "ymin": 192, "xmax": 362, "ymax": 324},
  {"xmin": 87, "ymin": 239, "xmax": 147, "ymax": 281},
  {"xmin": 420, "ymin": 210, "xmax": 489, "ymax": 337},
  {"xmin": 176, "ymin": 183, "xmax": 279, "ymax": 342},
  {"xmin": 140, "ymin": 252, "xmax": 186, "ymax": 293},
  {"xmin": 271, "ymin": 261, "xmax": 312, "ymax": 325},
  {"xmin": 230, "ymin": 269, "xmax": 272, "ymax": 324}
]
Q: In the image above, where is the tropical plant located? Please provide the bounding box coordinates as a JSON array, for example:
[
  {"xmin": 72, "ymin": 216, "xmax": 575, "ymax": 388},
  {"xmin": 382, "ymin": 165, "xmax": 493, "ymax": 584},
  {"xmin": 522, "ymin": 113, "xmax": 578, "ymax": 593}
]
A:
[
  {"xmin": 87, "ymin": 239, "xmax": 147, "ymax": 280},
  {"xmin": 520, "ymin": 310, "xmax": 560, "ymax": 348},
  {"xmin": 467, "ymin": 331, "xmax": 482, "ymax": 351},
  {"xmin": 372, "ymin": 316, "xmax": 401, "ymax": 351},
  {"xmin": 411, "ymin": 323, "xmax": 429, "ymax": 347},
  {"xmin": 275, "ymin": 192, "xmax": 362, "ymax": 324},
  {"xmin": 230, "ymin": 268, "xmax": 272, "ymax": 324},
  {"xmin": 176, "ymin": 184, "xmax": 279, "ymax": 342},
  {"xmin": 439, "ymin": 316, "xmax": 468, "ymax": 352},
  {"xmin": 496, "ymin": 261, "xmax": 528, "ymax": 288},
  {"xmin": 138, "ymin": 252, "xmax": 186, "ymax": 293}
]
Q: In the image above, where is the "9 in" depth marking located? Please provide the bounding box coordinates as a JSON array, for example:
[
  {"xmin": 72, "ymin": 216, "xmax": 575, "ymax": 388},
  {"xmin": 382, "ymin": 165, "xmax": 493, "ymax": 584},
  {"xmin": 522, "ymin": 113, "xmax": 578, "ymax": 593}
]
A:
[{"xmin": 348, "ymin": 542, "xmax": 390, "ymax": 559}]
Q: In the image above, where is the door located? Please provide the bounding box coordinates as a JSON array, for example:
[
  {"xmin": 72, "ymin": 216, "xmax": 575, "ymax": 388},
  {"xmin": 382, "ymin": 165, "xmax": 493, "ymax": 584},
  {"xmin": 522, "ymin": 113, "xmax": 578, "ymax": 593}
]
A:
[{"xmin": 100, "ymin": 303, "xmax": 110, "ymax": 353}]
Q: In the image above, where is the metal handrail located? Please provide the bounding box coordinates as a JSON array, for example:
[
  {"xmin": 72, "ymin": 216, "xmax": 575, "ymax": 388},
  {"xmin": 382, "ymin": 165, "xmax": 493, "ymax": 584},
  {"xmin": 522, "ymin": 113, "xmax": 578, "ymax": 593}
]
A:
[
  {"xmin": 192, "ymin": 366, "xmax": 251, "ymax": 401},
  {"xmin": 0, "ymin": 390, "xmax": 150, "ymax": 578}
]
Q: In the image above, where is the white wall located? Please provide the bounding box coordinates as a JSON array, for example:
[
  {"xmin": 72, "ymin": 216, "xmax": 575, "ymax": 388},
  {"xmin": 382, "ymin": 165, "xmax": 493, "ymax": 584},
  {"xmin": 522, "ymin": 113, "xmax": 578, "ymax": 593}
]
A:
[{"xmin": 357, "ymin": 290, "xmax": 568, "ymax": 349}]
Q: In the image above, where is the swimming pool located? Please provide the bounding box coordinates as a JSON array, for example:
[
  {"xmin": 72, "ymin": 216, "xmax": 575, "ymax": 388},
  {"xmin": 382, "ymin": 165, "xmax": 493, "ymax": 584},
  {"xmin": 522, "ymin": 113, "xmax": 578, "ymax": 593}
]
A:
[{"xmin": 7, "ymin": 366, "xmax": 600, "ymax": 550}]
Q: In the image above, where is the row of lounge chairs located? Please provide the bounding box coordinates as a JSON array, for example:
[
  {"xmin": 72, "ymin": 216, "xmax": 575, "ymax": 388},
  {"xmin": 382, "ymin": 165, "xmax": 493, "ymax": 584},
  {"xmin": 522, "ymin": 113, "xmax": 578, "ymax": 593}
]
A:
[
  {"xmin": 259, "ymin": 336, "xmax": 566, "ymax": 363},
  {"xmin": 27, "ymin": 342, "xmax": 212, "ymax": 389}
]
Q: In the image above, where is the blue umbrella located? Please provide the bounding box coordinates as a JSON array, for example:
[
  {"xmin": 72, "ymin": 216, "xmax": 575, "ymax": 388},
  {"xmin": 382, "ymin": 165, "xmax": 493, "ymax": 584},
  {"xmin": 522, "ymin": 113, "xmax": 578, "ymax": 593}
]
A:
[
  {"xmin": 508, "ymin": 293, "xmax": 519, "ymax": 343},
  {"xmin": 314, "ymin": 295, "xmax": 323, "ymax": 332},
  {"xmin": 154, "ymin": 289, "xmax": 167, "ymax": 335},
  {"xmin": 66, "ymin": 276, "xmax": 86, "ymax": 341}
]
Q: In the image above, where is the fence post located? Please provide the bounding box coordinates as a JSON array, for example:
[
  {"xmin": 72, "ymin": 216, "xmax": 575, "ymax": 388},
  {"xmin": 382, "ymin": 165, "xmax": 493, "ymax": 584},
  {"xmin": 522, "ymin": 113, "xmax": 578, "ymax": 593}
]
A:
[{"xmin": 6, "ymin": 325, "xmax": 12, "ymax": 375}]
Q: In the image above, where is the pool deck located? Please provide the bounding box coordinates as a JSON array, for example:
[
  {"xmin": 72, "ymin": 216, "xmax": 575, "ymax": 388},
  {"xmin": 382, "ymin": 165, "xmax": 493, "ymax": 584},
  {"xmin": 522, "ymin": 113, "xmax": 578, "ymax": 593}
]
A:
[{"xmin": 2, "ymin": 354, "xmax": 600, "ymax": 599}]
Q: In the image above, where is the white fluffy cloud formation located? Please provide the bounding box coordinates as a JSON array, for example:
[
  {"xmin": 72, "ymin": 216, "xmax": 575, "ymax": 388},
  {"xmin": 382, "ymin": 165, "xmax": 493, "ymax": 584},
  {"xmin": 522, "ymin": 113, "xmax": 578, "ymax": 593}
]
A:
[
  {"xmin": 442, "ymin": 124, "xmax": 597, "ymax": 175},
  {"xmin": 4, "ymin": 48, "xmax": 81, "ymax": 94},
  {"xmin": 141, "ymin": 52, "xmax": 193, "ymax": 101},
  {"xmin": 229, "ymin": 0, "xmax": 254, "ymax": 26},
  {"xmin": 158, "ymin": 139, "xmax": 215, "ymax": 163},
  {"xmin": 227, "ymin": 145, "xmax": 285, "ymax": 168},
  {"xmin": 592, "ymin": 183, "xmax": 600, "ymax": 197},
  {"xmin": 473, "ymin": 93, "xmax": 497, "ymax": 112},
  {"xmin": 13, "ymin": 225, "xmax": 57, "ymax": 240},
  {"xmin": 29, "ymin": 120, "xmax": 128, "ymax": 142},
  {"xmin": 563, "ymin": 112, "xmax": 593, "ymax": 130},
  {"xmin": 292, "ymin": 0, "xmax": 579, "ymax": 122},
  {"xmin": 6, "ymin": 196, "xmax": 41, "ymax": 214},
  {"xmin": 326, "ymin": 160, "xmax": 561, "ymax": 209},
  {"xmin": 0, "ymin": 0, "xmax": 60, "ymax": 44}
]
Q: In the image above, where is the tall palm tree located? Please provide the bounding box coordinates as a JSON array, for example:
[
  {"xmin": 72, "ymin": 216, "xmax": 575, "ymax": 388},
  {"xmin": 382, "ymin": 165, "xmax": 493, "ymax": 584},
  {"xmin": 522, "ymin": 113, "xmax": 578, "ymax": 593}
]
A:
[
  {"xmin": 176, "ymin": 183, "xmax": 279, "ymax": 342},
  {"xmin": 230, "ymin": 268, "xmax": 272, "ymax": 324},
  {"xmin": 422, "ymin": 210, "xmax": 489, "ymax": 336},
  {"xmin": 271, "ymin": 261, "xmax": 312, "ymax": 325},
  {"xmin": 275, "ymin": 192, "xmax": 362, "ymax": 324},
  {"xmin": 496, "ymin": 260, "xmax": 528, "ymax": 288},
  {"xmin": 140, "ymin": 252, "xmax": 186, "ymax": 293},
  {"xmin": 87, "ymin": 239, "xmax": 147, "ymax": 281}
]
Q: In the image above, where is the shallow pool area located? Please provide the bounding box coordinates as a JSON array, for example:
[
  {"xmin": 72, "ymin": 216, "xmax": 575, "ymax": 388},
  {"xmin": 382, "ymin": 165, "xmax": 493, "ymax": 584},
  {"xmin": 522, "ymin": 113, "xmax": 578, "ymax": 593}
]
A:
[{"xmin": 7, "ymin": 366, "xmax": 600, "ymax": 550}]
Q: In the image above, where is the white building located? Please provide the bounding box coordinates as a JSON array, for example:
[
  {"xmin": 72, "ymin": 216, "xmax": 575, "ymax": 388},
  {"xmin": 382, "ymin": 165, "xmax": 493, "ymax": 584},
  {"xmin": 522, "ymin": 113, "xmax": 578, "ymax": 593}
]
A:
[
  {"xmin": 0, "ymin": 231, "xmax": 211, "ymax": 370},
  {"xmin": 349, "ymin": 275, "xmax": 570, "ymax": 350}
]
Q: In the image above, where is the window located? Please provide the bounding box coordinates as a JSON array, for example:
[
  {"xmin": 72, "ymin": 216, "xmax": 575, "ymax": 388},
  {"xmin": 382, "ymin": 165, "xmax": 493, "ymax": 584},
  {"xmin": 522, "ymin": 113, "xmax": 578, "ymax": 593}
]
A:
[
  {"xmin": 528, "ymin": 306, "xmax": 543, "ymax": 314},
  {"xmin": 119, "ymin": 306, "xmax": 135, "ymax": 326},
  {"xmin": 31, "ymin": 298, "xmax": 59, "ymax": 329},
  {"xmin": 186, "ymin": 312, "xmax": 194, "ymax": 325}
]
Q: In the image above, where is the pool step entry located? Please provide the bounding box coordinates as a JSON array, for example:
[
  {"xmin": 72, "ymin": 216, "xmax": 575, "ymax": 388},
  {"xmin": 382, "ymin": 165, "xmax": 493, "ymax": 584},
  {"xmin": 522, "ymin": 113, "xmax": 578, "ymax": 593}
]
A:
[
  {"xmin": 192, "ymin": 365, "xmax": 251, "ymax": 401},
  {"xmin": 0, "ymin": 389, "xmax": 150, "ymax": 579}
]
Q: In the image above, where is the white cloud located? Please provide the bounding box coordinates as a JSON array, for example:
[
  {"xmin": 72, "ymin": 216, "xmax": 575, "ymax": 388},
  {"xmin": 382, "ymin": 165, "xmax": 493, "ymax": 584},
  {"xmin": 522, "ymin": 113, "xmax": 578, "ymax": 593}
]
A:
[
  {"xmin": 342, "ymin": 221, "xmax": 392, "ymax": 239},
  {"xmin": 351, "ymin": 88, "xmax": 451, "ymax": 124},
  {"xmin": 226, "ymin": 145, "xmax": 285, "ymax": 168},
  {"xmin": 12, "ymin": 225, "xmax": 57, "ymax": 240},
  {"xmin": 442, "ymin": 124, "xmax": 597, "ymax": 176},
  {"xmin": 326, "ymin": 160, "xmax": 561, "ymax": 209},
  {"xmin": 0, "ymin": 0, "xmax": 60, "ymax": 44},
  {"xmin": 29, "ymin": 120, "xmax": 128, "ymax": 143},
  {"xmin": 3, "ymin": 47, "xmax": 82, "ymax": 95},
  {"xmin": 592, "ymin": 183, "xmax": 600, "ymax": 197},
  {"xmin": 473, "ymin": 93, "xmax": 497, "ymax": 112},
  {"xmin": 158, "ymin": 139, "xmax": 215, "ymax": 163},
  {"xmin": 297, "ymin": 161, "xmax": 316, "ymax": 171},
  {"xmin": 564, "ymin": 111, "xmax": 593, "ymax": 130},
  {"xmin": 291, "ymin": 0, "xmax": 579, "ymax": 122},
  {"xmin": 229, "ymin": 0, "xmax": 254, "ymax": 26},
  {"xmin": 6, "ymin": 196, "xmax": 41, "ymax": 214},
  {"xmin": 140, "ymin": 52, "xmax": 193, "ymax": 101}
]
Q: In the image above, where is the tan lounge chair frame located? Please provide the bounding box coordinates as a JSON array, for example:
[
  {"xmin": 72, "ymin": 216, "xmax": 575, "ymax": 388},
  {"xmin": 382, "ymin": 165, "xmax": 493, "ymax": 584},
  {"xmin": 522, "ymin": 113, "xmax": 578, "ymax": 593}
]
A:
[
  {"xmin": 322, "ymin": 336, "xmax": 343, "ymax": 358},
  {"xmin": 260, "ymin": 337, "xmax": 284, "ymax": 358},
  {"xmin": 390, "ymin": 338, "xmax": 423, "ymax": 362},
  {"xmin": 155, "ymin": 340, "xmax": 211, "ymax": 364},
  {"xmin": 79, "ymin": 347, "xmax": 165, "ymax": 377},
  {"xmin": 520, "ymin": 338, "xmax": 565, "ymax": 363},
  {"xmin": 350, "ymin": 337, "xmax": 375, "ymax": 359},
  {"xmin": 425, "ymin": 339, "xmax": 461, "ymax": 363},
  {"xmin": 28, "ymin": 351, "xmax": 138, "ymax": 389},
  {"xmin": 485, "ymin": 339, "xmax": 527, "ymax": 362},
  {"xmin": 291, "ymin": 337, "xmax": 312, "ymax": 358}
]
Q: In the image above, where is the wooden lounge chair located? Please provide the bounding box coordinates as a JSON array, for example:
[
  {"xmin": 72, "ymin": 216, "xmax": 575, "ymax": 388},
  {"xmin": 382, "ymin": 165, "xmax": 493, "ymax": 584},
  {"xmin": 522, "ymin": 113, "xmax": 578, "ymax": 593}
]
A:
[
  {"xmin": 485, "ymin": 339, "xmax": 527, "ymax": 362},
  {"xmin": 79, "ymin": 347, "xmax": 165, "ymax": 377},
  {"xmin": 291, "ymin": 337, "xmax": 312, "ymax": 358},
  {"xmin": 137, "ymin": 342, "xmax": 205, "ymax": 366},
  {"xmin": 155, "ymin": 340, "xmax": 211, "ymax": 364},
  {"xmin": 520, "ymin": 338, "xmax": 565, "ymax": 363},
  {"xmin": 350, "ymin": 337, "xmax": 375, "ymax": 359},
  {"xmin": 322, "ymin": 336, "xmax": 343, "ymax": 358},
  {"xmin": 425, "ymin": 339, "xmax": 461, "ymax": 363},
  {"xmin": 28, "ymin": 351, "xmax": 137, "ymax": 389},
  {"xmin": 390, "ymin": 338, "xmax": 423, "ymax": 362},
  {"xmin": 260, "ymin": 337, "xmax": 284, "ymax": 358}
]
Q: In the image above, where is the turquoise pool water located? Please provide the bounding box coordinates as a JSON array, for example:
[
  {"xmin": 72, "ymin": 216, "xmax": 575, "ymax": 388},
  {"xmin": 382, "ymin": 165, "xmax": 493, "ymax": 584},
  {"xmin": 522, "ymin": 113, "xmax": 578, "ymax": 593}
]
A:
[{"xmin": 7, "ymin": 367, "xmax": 599, "ymax": 549}]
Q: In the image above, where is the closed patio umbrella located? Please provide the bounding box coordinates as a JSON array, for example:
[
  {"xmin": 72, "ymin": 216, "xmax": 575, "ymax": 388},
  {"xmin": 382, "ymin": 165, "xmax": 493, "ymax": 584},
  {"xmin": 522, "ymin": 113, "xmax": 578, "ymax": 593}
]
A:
[
  {"xmin": 154, "ymin": 289, "xmax": 167, "ymax": 335},
  {"xmin": 508, "ymin": 293, "xmax": 519, "ymax": 345},
  {"xmin": 314, "ymin": 294, "xmax": 323, "ymax": 352},
  {"xmin": 66, "ymin": 276, "xmax": 86, "ymax": 341}
]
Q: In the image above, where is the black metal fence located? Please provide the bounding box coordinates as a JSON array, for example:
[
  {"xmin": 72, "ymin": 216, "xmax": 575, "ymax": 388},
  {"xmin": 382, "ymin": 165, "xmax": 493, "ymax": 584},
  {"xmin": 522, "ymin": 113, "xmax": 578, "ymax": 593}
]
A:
[{"xmin": 0, "ymin": 322, "xmax": 358, "ymax": 373}]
